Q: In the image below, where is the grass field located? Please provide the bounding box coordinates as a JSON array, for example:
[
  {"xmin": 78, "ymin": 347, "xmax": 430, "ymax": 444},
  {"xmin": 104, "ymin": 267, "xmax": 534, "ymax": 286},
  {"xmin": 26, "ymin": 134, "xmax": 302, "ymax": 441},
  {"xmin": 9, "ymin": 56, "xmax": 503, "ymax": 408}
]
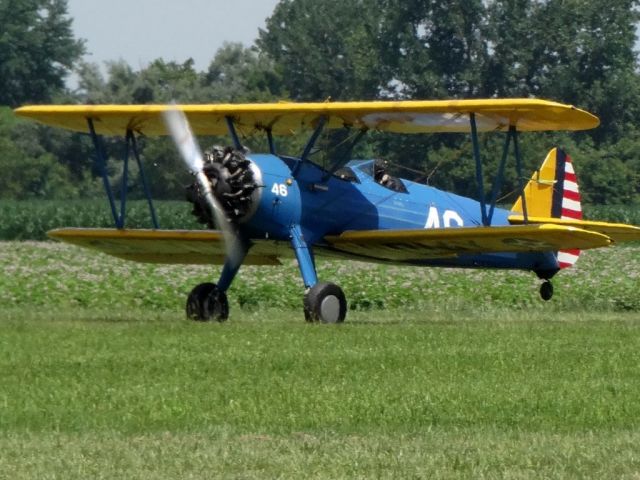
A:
[{"xmin": 1, "ymin": 242, "xmax": 640, "ymax": 478}]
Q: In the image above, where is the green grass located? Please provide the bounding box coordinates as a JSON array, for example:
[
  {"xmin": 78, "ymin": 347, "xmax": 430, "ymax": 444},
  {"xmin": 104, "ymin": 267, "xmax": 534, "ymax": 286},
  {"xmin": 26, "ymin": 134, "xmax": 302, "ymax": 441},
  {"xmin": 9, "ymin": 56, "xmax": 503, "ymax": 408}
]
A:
[
  {"xmin": 2, "ymin": 240, "xmax": 640, "ymax": 312},
  {"xmin": 1, "ymin": 242, "xmax": 640, "ymax": 478},
  {"xmin": 1, "ymin": 310, "xmax": 640, "ymax": 478}
]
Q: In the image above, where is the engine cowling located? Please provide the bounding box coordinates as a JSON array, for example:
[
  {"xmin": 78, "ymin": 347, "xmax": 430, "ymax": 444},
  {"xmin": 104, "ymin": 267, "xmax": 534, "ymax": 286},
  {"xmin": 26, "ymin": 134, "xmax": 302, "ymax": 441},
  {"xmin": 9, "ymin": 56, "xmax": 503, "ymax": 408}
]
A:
[{"xmin": 186, "ymin": 146, "xmax": 262, "ymax": 228}]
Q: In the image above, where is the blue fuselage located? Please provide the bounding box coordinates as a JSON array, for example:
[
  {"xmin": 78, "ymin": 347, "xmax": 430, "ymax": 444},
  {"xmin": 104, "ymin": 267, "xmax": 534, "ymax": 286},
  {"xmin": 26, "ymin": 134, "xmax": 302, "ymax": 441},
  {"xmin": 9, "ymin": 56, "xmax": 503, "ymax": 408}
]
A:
[{"xmin": 241, "ymin": 154, "xmax": 559, "ymax": 273}]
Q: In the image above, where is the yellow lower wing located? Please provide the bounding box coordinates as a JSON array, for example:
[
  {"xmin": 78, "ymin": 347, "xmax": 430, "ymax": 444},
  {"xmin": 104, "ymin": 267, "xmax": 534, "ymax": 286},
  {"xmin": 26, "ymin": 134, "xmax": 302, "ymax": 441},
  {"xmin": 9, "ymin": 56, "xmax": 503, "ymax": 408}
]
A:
[
  {"xmin": 47, "ymin": 228, "xmax": 287, "ymax": 265},
  {"xmin": 324, "ymin": 224, "xmax": 611, "ymax": 261},
  {"xmin": 48, "ymin": 224, "xmax": 613, "ymax": 266},
  {"xmin": 508, "ymin": 216, "xmax": 640, "ymax": 243}
]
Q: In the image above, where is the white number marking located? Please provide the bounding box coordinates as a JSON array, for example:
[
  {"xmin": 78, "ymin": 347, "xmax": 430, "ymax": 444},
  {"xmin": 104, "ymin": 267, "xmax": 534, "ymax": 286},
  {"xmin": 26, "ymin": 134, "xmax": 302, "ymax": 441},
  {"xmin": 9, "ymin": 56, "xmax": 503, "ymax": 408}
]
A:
[
  {"xmin": 424, "ymin": 206, "xmax": 464, "ymax": 228},
  {"xmin": 271, "ymin": 183, "xmax": 288, "ymax": 197}
]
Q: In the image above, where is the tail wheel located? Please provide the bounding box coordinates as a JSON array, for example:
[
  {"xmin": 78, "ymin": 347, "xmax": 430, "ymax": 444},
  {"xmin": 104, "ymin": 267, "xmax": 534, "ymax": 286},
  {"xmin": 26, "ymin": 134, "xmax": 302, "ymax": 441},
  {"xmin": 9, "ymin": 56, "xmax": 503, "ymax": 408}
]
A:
[
  {"xmin": 186, "ymin": 282, "xmax": 229, "ymax": 322},
  {"xmin": 540, "ymin": 280, "xmax": 554, "ymax": 301},
  {"xmin": 304, "ymin": 282, "xmax": 347, "ymax": 324}
]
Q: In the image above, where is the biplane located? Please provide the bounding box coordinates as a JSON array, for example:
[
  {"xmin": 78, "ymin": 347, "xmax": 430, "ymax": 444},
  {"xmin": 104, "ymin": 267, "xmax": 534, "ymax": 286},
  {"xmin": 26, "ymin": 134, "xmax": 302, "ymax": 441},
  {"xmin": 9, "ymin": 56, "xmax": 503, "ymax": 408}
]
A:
[{"xmin": 14, "ymin": 99, "xmax": 640, "ymax": 323}]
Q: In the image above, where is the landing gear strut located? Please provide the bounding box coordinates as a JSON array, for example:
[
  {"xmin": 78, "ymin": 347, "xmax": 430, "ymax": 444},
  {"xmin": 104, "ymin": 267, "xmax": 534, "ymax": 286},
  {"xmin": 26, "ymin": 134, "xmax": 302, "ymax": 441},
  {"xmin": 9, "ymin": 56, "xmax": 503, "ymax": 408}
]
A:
[
  {"xmin": 186, "ymin": 282, "xmax": 229, "ymax": 321},
  {"xmin": 290, "ymin": 224, "xmax": 347, "ymax": 323},
  {"xmin": 304, "ymin": 282, "xmax": 347, "ymax": 323}
]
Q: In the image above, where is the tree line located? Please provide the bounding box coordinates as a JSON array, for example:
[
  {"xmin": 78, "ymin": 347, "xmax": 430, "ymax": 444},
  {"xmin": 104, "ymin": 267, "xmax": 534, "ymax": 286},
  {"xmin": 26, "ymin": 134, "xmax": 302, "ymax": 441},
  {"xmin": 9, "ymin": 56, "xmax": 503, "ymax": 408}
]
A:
[{"xmin": 1, "ymin": 0, "xmax": 639, "ymax": 204}]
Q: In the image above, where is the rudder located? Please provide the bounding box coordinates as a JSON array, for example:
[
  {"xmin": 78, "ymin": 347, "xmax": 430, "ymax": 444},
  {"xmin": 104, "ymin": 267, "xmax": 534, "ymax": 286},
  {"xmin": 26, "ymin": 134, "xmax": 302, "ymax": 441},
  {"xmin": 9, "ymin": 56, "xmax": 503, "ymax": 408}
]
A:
[{"xmin": 511, "ymin": 147, "xmax": 582, "ymax": 268}]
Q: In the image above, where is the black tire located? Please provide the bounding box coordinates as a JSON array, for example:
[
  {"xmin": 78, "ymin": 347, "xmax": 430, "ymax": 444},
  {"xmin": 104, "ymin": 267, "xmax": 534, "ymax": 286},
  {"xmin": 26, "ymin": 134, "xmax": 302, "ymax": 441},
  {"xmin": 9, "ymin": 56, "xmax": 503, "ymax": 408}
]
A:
[
  {"xmin": 303, "ymin": 282, "xmax": 347, "ymax": 324},
  {"xmin": 186, "ymin": 282, "xmax": 229, "ymax": 322},
  {"xmin": 540, "ymin": 280, "xmax": 554, "ymax": 301}
]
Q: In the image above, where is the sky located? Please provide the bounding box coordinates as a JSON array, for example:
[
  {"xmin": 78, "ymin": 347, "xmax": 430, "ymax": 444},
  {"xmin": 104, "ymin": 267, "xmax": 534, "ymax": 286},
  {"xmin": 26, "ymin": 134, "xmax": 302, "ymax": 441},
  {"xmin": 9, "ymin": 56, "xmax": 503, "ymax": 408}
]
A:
[{"xmin": 66, "ymin": 0, "xmax": 281, "ymax": 73}]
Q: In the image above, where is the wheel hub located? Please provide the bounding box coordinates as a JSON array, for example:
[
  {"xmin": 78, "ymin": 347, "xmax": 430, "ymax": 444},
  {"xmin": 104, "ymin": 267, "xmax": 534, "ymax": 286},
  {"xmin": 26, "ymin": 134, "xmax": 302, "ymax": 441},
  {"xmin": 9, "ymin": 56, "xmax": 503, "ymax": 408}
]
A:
[{"xmin": 319, "ymin": 295, "xmax": 341, "ymax": 323}]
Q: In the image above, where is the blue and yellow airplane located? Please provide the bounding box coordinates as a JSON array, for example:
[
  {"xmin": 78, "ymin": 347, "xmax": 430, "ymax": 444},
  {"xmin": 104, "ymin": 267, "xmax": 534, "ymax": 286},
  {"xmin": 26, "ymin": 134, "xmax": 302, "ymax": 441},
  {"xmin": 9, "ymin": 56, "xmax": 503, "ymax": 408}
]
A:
[{"xmin": 15, "ymin": 99, "xmax": 640, "ymax": 323}]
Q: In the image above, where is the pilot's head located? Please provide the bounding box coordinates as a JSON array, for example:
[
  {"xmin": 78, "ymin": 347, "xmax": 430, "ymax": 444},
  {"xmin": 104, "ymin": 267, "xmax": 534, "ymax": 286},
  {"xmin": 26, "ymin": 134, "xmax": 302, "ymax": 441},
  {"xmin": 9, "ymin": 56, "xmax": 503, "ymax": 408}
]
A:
[{"xmin": 374, "ymin": 159, "xmax": 388, "ymax": 174}]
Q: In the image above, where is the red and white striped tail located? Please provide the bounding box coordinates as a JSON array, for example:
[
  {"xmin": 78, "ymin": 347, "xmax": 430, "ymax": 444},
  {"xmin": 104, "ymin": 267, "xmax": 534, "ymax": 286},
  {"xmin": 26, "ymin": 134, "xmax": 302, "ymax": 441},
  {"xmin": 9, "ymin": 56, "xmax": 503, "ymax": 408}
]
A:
[{"xmin": 557, "ymin": 154, "xmax": 582, "ymax": 269}]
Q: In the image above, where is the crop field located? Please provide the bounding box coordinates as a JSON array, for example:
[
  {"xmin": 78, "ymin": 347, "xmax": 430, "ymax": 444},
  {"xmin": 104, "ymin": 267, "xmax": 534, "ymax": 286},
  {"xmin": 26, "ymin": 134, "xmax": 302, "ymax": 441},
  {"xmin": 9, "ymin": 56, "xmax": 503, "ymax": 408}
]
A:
[{"xmin": 1, "ymin": 240, "xmax": 640, "ymax": 478}]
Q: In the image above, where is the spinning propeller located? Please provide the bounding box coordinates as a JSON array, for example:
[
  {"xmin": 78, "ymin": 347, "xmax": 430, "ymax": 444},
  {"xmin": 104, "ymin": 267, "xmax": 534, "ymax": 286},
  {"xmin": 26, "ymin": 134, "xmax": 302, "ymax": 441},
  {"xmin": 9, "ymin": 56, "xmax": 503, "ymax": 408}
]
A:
[{"xmin": 162, "ymin": 106, "xmax": 244, "ymax": 268}]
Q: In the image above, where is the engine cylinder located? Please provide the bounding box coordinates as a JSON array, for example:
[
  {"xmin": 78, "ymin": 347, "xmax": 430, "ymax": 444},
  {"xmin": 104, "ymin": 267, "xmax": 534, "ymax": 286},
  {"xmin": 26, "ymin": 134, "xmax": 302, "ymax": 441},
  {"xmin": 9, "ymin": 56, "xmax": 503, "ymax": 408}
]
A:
[{"xmin": 186, "ymin": 146, "xmax": 262, "ymax": 228}]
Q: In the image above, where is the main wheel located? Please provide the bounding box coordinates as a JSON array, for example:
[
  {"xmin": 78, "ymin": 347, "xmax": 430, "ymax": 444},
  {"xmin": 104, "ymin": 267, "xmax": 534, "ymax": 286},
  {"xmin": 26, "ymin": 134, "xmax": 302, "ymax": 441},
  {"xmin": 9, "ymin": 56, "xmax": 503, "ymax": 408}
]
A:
[
  {"xmin": 186, "ymin": 282, "xmax": 229, "ymax": 322},
  {"xmin": 539, "ymin": 280, "xmax": 554, "ymax": 301},
  {"xmin": 303, "ymin": 282, "xmax": 347, "ymax": 324}
]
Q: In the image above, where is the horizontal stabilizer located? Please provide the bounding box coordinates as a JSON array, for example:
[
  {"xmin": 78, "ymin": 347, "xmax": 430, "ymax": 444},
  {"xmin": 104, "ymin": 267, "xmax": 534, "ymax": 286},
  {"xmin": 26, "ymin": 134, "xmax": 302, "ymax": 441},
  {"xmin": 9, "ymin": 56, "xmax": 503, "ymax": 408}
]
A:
[
  {"xmin": 47, "ymin": 228, "xmax": 285, "ymax": 265},
  {"xmin": 324, "ymin": 224, "xmax": 611, "ymax": 262},
  {"xmin": 508, "ymin": 216, "xmax": 640, "ymax": 243}
]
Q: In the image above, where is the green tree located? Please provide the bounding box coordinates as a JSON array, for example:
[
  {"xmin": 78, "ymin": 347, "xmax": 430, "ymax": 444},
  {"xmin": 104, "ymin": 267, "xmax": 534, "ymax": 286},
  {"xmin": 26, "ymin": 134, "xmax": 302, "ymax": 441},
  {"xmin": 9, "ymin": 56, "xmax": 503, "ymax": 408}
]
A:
[
  {"xmin": 203, "ymin": 42, "xmax": 283, "ymax": 102},
  {"xmin": 0, "ymin": 107, "xmax": 81, "ymax": 199},
  {"xmin": 484, "ymin": 0, "xmax": 640, "ymax": 144},
  {"xmin": 76, "ymin": 59, "xmax": 202, "ymax": 104},
  {"xmin": 258, "ymin": 0, "xmax": 384, "ymax": 100},
  {"xmin": 379, "ymin": 0, "xmax": 488, "ymax": 99},
  {"xmin": 0, "ymin": 0, "xmax": 84, "ymax": 106}
]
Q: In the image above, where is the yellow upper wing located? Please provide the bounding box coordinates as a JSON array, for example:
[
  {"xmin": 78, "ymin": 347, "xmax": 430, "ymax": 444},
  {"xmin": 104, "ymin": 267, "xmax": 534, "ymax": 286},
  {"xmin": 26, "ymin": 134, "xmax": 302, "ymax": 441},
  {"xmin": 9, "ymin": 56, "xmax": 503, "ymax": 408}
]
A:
[
  {"xmin": 324, "ymin": 224, "xmax": 611, "ymax": 261},
  {"xmin": 14, "ymin": 99, "xmax": 599, "ymax": 137}
]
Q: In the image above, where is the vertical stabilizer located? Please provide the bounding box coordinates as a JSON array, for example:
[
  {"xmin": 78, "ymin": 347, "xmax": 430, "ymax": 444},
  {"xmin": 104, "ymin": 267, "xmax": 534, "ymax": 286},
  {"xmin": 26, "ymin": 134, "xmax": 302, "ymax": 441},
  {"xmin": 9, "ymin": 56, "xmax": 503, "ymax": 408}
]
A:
[{"xmin": 512, "ymin": 148, "xmax": 582, "ymax": 268}]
